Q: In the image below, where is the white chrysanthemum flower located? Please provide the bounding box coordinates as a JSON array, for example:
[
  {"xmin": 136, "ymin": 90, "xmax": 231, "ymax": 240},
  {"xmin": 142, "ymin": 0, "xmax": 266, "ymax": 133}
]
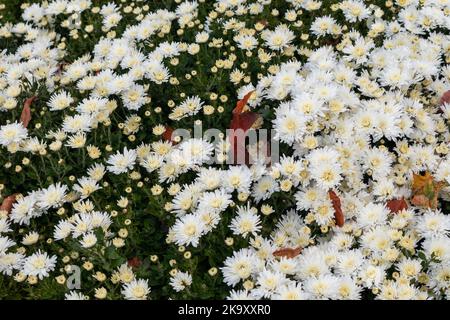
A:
[
  {"xmin": 121, "ymin": 85, "xmax": 147, "ymax": 111},
  {"xmin": 311, "ymin": 16, "xmax": 339, "ymax": 37},
  {"xmin": 76, "ymin": 97, "xmax": 108, "ymax": 114},
  {"xmin": 342, "ymin": 37, "xmax": 374, "ymax": 65},
  {"xmin": 223, "ymin": 166, "xmax": 253, "ymax": 193},
  {"xmin": 87, "ymin": 163, "xmax": 106, "ymax": 181},
  {"xmin": 90, "ymin": 211, "xmax": 112, "ymax": 230},
  {"xmin": 22, "ymin": 250, "xmax": 57, "ymax": 280},
  {"xmin": 235, "ymin": 34, "xmax": 258, "ymax": 51},
  {"xmin": 179, "ymin": 138, "xmax": 214, "ymax": 164},
  {"xmin": 0, "ymin": 252, "xmax": 25, "ymax": 276},
  {"xmin": 335, "ymin": 250, "xmax": 364, "ymax": 276},
  {"xmin": 146, "ymin": 63, "xmax": 171, "ymax": 84},
  {"xmin": 10, "ymin": 193, "xmax": 40, "ymax": 225},
  {"xmin": 45, "ymin": 0, "xmax": 67, "ymax": 15},
  {"xmin": 253, "ymin": 176, "xmax": 279, "ymax": 202},
  {"xmin": 272, "ymin": 282, "xmax": 309, "ymax": 300},
  {"xmin": 73, "ymin": 177, "xmax": 101, "ymax": 199},
  {"xmin": 359, "ymin": 263, "xmax": 386, "ymax": 289},
  {"xmin": 80, "ymin": 232, "xmax": 97, "ymax": 248},
  {"xmin": 47, "ymin": 91, "xmax": 74, "ymax": 111},
  {"xmin": 273, "ymin": 109, "xmax": 306, "ymax": 144},
  {"xmin": 65, "ymin": 132, "xmax": 87, "ymax": 149},
  {"xmin": 0, "ymin": 236, "xmax": 15, "ymax": 254},
  {"xmin": 22, "ymin": 3, "xmax": 45, "ymax": 22},
  {"xmin": 222, "ymin": 249, "xmax": 258, "ymax": 286},
  {"xmin": 297, "ymin": 249, "xmax": 329, "ymax": 279},
  {"xmin": 36, "ymin": 183, "xmax": 67, "ymax": 210},
  {"xmin": 53, "ymin": 220, "xmax": 73, "ymax": 240},
  {"xmin": 336, "ymin": 277, "xmax": 363, "ymax": 300},
  {"xmin": 227, "ymin": 289, "xmax": 254, "ymax": 300},
  {"xmin": 0, "ymin": 218, "xmax": 11, "ymax": 234},
  {"xmin": 270, "ymin": 258, "xmax": 298, "ymax": 276},
  {"xmin": 65, "ymin": 291, "xmax": 88, "ymax": 300},
  {"xmin": 304, "ymin": 274, "xmax": 340, "ymax": 300},
  {"xmin": 171, "ymin": 214, "xmax": 206, "ymax": 247},
  {"xmin": 397, "ymin": 257, "xmax": 422, "ymax": 279},
  {"xmin": 62, "ymin": 114, "xmax": 94, "ymax": 133},
  {"xmin": 262, "ymin": 24, "xmax": 295, "ymax": 51},
  {"xmin": 196, "ymin": 189, "xmax": 232, "ymax": 215},
  {"xmin": 416, "ymin": 209, "xmax": 450, "ymax": 239},
  {"xmin": 357, "ymin": 203, "xmax": 389, "ymax": 228},
  {"xmin": 340, "ymin": 0, "xmax": 371, "ymax": 23},
  {"xmin": 252, "ymin": 269, "xmax": 289, "ymax": 299},
  {"xmin": 196, "ymin": 167, "xmax": 223, "ymax": 190},
  {"xmin": 422, "ymin": 237, "xmax": 450, "ymax": 261}
]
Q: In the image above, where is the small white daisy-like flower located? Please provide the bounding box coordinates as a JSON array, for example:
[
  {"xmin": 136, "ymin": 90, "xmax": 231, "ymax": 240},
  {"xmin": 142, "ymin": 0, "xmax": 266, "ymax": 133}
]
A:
[
  {"xmin": 171, "ymin": 214, "xmax": 206, "ymax": 247},
  {"xmin": 53, "ymin": 220, "xmax": 73, "ymax": 241},
  {"xmin": 73, "ymin": 177, "xmax": 102, "ymax": 199},
  {"xmin": 252, "ymin": 269, "xmax": 289, "ymax": 299},
  {"xmin": 22, "ymin": 250, "xmax": 57, "ymax": 280},
  {"xmin": 0, "ymin": 218, "xmax": 12, "ymax": 234},
  {"xmin": 170, "ymin": 271, "xmax": 193, "ymax": 292},
  {"xmin": 0, "ymin": 252, "xmax": 25, "ymax": 276},
  {"xmin": 80, "ymin": 232, "xmax": 97, "ymax": 248},
  {"xmin": 223, "ymin": 166, "xmax": 253, "ymax": 193},
  {"xmin": 262, "ymin": 24, "xmax": 295, "ymax": 51},
  {"xmin": 229, "ymin": 204, "xmax": 261, "ymax": 238},
  {"xmin": 222, "ymin": 249, "xmax": 258, "ymax": 286},
  {"xmin": 36, "ymin": 183, "xmax": 68, "ymax": 210},
  {"xmin": 416, "ymin": 209, "xmax": 450, "ymax": 239},
  {"xmin": 47, "ymin": 91, "xmax": 74, "ymax": 111},
  {"xmin": 62, "ymin": 114, "xmax": 94, "ymax": 133},
  {"xmin": 0, "ymin": 236, "xmax": 15, "ymax": 254}
]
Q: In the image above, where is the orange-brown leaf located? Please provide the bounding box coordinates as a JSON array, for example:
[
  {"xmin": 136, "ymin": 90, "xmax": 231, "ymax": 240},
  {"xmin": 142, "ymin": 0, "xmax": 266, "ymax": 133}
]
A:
[
  {"xmin": 411, "ymin": 172, "xmax": 444, "ymax": 209},
  {"xmin": 0, "ymin": 194, "xmax": 18, "ymax": 214},
  {"xmin": 20, "ymin": 96, "xmax": 36, "ymax": 128},
  {"xmin": 229, "ymin": 91, "xmax": 262, "ymax": 165},
  {"xmin": 386, "ymin": 198, "xmax": 408, "ymax": 214},
  {"xmin": 328, "ymin": 190, "xmax": 344, "ymax": 227},
  {"xmin": 412, "ymin": 172, "xmax": 433, "ymax": 192},
  {"xmin": 273, "ymin": 247, "xmax": 302, "ymax": 259}
]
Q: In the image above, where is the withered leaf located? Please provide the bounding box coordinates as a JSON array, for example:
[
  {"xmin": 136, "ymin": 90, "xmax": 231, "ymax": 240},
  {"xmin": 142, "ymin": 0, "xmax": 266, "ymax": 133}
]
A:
[{"xmin": 127, "ymin": 256, "xmax": 142, "ymax": 269}]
